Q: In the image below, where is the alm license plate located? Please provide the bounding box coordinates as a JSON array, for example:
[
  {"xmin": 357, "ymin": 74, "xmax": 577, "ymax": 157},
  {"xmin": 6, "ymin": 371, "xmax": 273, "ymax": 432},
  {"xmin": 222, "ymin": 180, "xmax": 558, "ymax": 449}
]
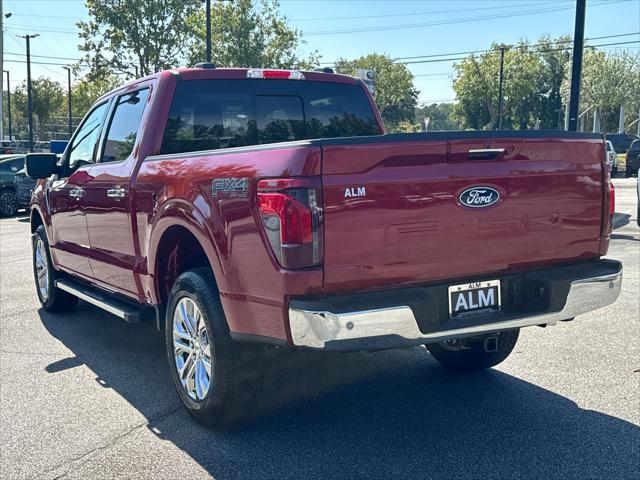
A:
[{"xmin": 448, "ymin": 280, "xmax": 501, "ymax": 319}]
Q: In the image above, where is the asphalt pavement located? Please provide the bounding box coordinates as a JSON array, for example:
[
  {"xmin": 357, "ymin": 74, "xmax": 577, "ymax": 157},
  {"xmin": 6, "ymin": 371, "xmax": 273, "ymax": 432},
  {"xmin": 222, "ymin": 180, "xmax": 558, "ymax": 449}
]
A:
[{"xmin": 0, "ymin": 178, "xmax": 638, "ymax": 480}]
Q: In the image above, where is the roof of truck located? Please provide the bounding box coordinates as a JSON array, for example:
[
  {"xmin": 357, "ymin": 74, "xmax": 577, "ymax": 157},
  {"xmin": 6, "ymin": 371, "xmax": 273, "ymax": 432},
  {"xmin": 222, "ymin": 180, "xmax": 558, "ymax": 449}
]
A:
[{"xmin": 97, "ymin": 67, "xmax": 362, "ymax": 103}]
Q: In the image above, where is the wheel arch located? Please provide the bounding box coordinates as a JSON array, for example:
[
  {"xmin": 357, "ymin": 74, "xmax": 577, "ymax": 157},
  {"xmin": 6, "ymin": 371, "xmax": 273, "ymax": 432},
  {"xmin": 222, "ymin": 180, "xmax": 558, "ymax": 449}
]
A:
[
  {"xmin": 30, "ymin": 207, "xmax": 45, "ymax": 234},
  {"xmin": 147, "ymin": 199, "xmax": 225, "ymax": 327}
]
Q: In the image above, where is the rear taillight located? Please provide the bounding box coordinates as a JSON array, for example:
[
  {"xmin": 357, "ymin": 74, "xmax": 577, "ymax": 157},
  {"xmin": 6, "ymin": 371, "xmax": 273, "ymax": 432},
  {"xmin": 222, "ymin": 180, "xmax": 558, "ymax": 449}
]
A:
[
  {"xmin": 257, "ymin": 178, "xmax": 323, "ymax": 269},
  {"xmin": 246, "ymin": 69, "xmax": 305, "ymax": 80}
]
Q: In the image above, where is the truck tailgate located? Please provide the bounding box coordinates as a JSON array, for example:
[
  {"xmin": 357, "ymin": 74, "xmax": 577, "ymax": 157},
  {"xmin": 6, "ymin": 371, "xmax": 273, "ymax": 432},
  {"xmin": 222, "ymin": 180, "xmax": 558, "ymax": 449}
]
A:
[{"xmin": 321, "ymin": 134, "xmax": 605, "ymax": 292}]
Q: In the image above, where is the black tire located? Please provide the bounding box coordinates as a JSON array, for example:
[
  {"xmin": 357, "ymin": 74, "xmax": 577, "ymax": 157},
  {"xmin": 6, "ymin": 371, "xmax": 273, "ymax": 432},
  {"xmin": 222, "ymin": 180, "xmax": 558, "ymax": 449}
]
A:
[
  {"xmin": 165, "ymin": 268, "xmax": 262, "ymax": 428},
  {"xmin": 0, "ymin": 189, "xmax": 17, "ymax": 217},
  {"xmin": 426, "ymin": 329, "xmax": 519, "ymax": 372},
  {"xmin": 611, "ymin": 166, "xmax": 618, "ymax": 177},
  {"xmin": 32, "ymin": 225, "xmax": 78, "ymax": 312}
]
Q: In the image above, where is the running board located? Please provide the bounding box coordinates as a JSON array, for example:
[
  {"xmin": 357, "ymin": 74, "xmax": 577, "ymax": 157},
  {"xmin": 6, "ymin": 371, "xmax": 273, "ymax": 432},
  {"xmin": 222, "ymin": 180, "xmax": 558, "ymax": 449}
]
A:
[{"xmin": 55, "ymin": 279, "xmax": 150, "ymax": 323}]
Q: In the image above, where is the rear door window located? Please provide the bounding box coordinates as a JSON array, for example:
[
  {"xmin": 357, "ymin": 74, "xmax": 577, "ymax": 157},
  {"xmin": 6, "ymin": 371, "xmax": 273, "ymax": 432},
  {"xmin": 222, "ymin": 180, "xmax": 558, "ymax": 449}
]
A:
[
  {"xmin": 161, "ymin": 79, "xmax": 380, "ymax": 155},
  {"xmin": 101, "ymin": 89, "xmax": 150, "ymax": 163}
]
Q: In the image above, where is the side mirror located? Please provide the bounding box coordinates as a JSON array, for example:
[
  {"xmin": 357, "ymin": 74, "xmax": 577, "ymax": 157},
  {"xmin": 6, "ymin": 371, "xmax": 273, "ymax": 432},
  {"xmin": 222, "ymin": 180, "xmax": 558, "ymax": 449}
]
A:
[{"xmin": 26, "ymin": 153, "xmax": 59, "ymax": 179}]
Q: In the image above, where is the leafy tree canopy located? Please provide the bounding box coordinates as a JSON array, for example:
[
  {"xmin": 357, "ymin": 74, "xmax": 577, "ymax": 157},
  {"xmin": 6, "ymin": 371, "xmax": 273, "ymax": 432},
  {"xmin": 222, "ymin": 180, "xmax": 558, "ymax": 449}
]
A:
[
  {"xmin": 334, "ymin": 53, "xmax": 419, "ymax": 128},
  {"xmin": 70, "ymin": 70, "xmax": 122, "ymax": 118},
  {"xmin": 187, "ymin": 0, "xmax": 318, "ymax": 69},
  {"xmin": 414, "ymin": 103, "xmax": 460, "ymax": 131},
  {"xmin": 561, "ymin": 49, "xmax": 640, "ymax": 133},
  {"xmin": 13, "ymin": 78, "xmax": 66, "ymax": 140},
  {"xmin": 78, "ymin": 0, "xmax": 199, "ymax": 78}
]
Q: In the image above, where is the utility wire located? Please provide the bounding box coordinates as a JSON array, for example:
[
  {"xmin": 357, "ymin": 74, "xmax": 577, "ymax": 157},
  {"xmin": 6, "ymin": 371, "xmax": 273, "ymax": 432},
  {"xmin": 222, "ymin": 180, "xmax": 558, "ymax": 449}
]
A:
[
  {"xmin": 392, "ymin": 32, "xmax": 640, "ymax": 62},
  {"xmin": 304, "ymin": 0, "xmax": 629, "ymax": 36},
  {"xmin": 290, "ymin": 1, "xmax": 570, "ymax": 22}
]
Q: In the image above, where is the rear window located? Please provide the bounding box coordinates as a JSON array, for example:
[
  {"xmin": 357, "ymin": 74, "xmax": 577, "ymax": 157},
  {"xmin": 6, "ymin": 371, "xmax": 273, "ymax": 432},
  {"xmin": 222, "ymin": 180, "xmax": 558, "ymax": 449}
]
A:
[{"xmin": 161, "ymin": 79, "xmax": 380, "ymax": 155}]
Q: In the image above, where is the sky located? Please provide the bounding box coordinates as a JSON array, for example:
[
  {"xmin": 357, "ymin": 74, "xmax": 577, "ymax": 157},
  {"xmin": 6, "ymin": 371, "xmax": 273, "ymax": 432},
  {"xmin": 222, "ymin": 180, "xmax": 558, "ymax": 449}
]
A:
[{"xmin": 3, "ymin": 0, "xmax": 640, "ymax": 104}]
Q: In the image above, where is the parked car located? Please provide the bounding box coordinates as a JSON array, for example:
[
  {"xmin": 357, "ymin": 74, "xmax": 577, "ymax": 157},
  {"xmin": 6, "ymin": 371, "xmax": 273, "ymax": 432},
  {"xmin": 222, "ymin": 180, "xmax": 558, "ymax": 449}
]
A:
[
  {"xmin": 605, "ymin": 132, "xmax": 639, "ymax": 154},
  {"xmin": 26, "ymin": 66, "xmax": 623, "ymax": 427},
  {"xmin": 606, "ymin": 140, "xmax": 618, "ymax": 176},
  {"xmin": 625, "ymin": 139, "xmax": 640, "ymax": 177},
  {"xmin": 14, "ymin": 168, "xmax": 37, "ymax": 210},
  {"xmin": 0, "ymin": 154, "xmax": 26, "ymax": 216}
]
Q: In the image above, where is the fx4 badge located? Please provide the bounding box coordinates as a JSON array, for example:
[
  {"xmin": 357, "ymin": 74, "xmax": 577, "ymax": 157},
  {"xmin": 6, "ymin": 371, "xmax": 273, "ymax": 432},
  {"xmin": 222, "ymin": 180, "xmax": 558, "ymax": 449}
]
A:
[
  {"xmin": 344, "ymin": 186, "xmax": 366, "ymax": 198},
  {"xmin": 212, "ymin": 178, "xmax": 249, "ymax": 198}
]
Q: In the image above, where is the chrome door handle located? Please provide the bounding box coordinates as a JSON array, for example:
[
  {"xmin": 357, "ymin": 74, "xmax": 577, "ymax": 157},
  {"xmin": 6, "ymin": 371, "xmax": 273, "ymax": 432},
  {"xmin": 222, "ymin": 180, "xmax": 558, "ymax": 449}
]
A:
[
  {"xmin": 106, "ymin": 186, "xmax": 127, "ymax": 199},
  {"xmin": 69, "ymin": 187, "xmax": 85, "ymax": 199}
]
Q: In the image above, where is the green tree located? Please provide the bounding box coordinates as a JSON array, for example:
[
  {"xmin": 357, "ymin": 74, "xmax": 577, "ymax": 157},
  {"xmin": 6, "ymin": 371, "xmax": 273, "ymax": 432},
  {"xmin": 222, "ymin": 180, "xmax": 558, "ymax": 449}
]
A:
[
  {"xmin": 452, "ymin": 43, "xmax": 544, "ymax": 130},
  {"xmin": 71, "ymin": 70, "xmax": 122, "ymax": 118},
  {"xmin": 78, "ymin": 0, "xmax": 199, "ymax": 78},
  {"xmin": 334, "ymin": 53, "xmax": 419, "ymax": 128},
  {"xmin": 414, "ymin": 103, "xmax": 460, "ymax": 131},
  {"xmin": 561, "ymin": 49, "xmax": 640, "ymax": 133},
  {"xmin": 536, "ymin": 35, "xmax": 572, "ymax": 129},
  {"xmin": 13, "ymin": 78, "xmax": 66, "ymax": 141},
  {"xmin": 187, "ymin": 0, "xmax": 318, "ymax": 69}
]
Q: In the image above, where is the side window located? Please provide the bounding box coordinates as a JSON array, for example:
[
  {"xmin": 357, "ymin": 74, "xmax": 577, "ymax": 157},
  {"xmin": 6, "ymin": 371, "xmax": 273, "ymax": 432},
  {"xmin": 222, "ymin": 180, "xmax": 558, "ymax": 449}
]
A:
[
  {"xmin": 100, "ymin": 89, "xmax": 150, "ymax": 163},
  {"xmin": 67, "ymin": 102, "xmax": 110, "ymax": 173},
  {"xmin": 0, "ymin": 159, "xmax": 25, "ymax": 173},
  {"xmin": 10, "ymin": 159, "xmax": 24, "ymax": 172}
]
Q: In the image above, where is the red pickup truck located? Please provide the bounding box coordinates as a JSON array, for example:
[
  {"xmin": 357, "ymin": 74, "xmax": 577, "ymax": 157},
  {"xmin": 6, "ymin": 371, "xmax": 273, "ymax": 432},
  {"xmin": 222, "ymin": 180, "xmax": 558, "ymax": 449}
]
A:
[{"xmin": 26, "ymin": 66, "xmax": 622, "ymax": 426}]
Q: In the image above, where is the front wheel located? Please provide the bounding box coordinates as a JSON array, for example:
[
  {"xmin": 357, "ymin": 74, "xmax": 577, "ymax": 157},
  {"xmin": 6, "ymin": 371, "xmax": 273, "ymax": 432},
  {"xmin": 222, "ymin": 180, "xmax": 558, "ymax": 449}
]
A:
[
  {"xmin": 165, "ymin": 268, "xmax": 262, "ymax": 428},
  {"xmin": 426, "ymin": 329, "xmax": 519, "ymax": 372},
  {"xmin": 32, "ymin": 225, "xmax": 78, "ymax": 312}
]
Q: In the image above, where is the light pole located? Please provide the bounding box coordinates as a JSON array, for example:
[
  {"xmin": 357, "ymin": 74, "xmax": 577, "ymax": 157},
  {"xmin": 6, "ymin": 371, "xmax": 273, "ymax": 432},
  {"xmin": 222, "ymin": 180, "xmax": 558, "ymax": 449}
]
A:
[
  {"xmin": 1, "ymin": 11, "xmax": 12, "ymax": 141},
  {"xmin": 567, "ymin": 0, "xmax": 586, "ymax": 131},
  {"xmin": 205, "ymin": 0, "xmax": 212, "ymax": 63},
  {"xmin": 63, "ymin": 66, "xmax": 72, "ymax": 139},
  {"xmin": 19, "ymin": 34, "xmax": 39, "ymax": 152},
  {"xmin": 202, "ymin": 0, "xmax": 232, "ymax": 65},
  {"xmin": 3, "ymin": 70, "xmax": 11, "ymax": 141}
]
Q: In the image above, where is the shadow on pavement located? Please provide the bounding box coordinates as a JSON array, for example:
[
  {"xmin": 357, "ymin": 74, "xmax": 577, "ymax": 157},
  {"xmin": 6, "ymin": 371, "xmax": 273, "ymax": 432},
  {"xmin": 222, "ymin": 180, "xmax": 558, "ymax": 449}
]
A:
[
  {"xmin": 613, "ymin": 213, "xmax": 631, "ymax": 230},
  {"xmin": 39, "ymin": 303, "xmax": 640, "ymax": 479},
  {"xmin": 611, "ymin": 233, "xmax": 639, "ymax": 241}
]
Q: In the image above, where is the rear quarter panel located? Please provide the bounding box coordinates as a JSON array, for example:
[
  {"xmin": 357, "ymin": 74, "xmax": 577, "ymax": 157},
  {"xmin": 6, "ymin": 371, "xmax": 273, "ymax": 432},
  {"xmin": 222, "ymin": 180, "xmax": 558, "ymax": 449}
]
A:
[{"xmin": 136, "ymin": 145, "xmax": 323, "ymax": 340}]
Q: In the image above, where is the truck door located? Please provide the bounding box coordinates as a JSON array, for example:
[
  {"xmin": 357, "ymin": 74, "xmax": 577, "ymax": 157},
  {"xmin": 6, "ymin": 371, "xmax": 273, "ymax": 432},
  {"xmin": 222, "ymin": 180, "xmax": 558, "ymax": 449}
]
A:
[
  {"xmin": 82, "ymin": 88, "xmax": 150, "ymax": 300},
  {"xmin": 48, "ymin": 101, "xmax": 110, "ymax": 278}
]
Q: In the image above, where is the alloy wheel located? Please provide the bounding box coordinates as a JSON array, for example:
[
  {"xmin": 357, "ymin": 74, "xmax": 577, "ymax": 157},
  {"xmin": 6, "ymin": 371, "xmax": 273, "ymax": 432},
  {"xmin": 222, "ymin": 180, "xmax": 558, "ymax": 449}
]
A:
[
  {"xmin": 172, "ymin": 297, "xmax": 212, "ymax": 401},
  {"xmin": 0, "ymin": 191, "xmax": 17, "ymax": 216},
  {"xmin": 35, "ymin": 238, "xmax": 50, "ymax": 301}
]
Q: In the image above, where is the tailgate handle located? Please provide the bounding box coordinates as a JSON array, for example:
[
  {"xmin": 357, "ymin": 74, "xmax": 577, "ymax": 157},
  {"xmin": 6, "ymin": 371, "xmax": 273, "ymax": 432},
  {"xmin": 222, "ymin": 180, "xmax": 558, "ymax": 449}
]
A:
[{"xmin": 467, "ymin": 148, "xmax": 505, "ymax": 161}]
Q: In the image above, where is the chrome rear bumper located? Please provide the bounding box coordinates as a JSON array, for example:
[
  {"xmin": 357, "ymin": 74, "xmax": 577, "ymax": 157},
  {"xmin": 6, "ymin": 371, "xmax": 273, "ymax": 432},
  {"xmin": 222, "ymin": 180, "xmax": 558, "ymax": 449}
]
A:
[{"xmin": 289, "ymin": 260, "xmax": 622, "ymax": 350}]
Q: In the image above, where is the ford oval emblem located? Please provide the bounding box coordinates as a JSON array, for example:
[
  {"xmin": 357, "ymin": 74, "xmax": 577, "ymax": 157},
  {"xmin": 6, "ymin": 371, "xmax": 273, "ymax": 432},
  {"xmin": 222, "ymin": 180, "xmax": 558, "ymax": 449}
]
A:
[{"xmin": 458, "ymin": 186, "xmax": 501, "ymax": 208}]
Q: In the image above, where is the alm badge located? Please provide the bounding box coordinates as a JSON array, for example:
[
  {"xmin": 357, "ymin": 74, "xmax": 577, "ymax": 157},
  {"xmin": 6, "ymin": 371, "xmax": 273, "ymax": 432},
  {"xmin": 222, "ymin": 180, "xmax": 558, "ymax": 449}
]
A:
[{"xmin": 344, "ymin": 186, "xmax": 366, "ymax": 198}]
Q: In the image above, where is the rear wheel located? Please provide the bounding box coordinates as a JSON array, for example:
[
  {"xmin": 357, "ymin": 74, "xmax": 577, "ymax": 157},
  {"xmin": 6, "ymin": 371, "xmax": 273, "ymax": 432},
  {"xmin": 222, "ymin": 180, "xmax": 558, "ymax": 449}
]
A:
[
  {"xmin": 32, "ymin": 225, "xmax": 78, "ymax": 312},
  {"xmin": 0, "ymin": 189, "xmax": 17, "ymax": 217},
  {"xmin": 426, "ymin": 329, "xmax": 519, "ymax": 372},
  {"xmin": 165, "ymin": 268, "xmax": 262, "ymax": 428}
]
